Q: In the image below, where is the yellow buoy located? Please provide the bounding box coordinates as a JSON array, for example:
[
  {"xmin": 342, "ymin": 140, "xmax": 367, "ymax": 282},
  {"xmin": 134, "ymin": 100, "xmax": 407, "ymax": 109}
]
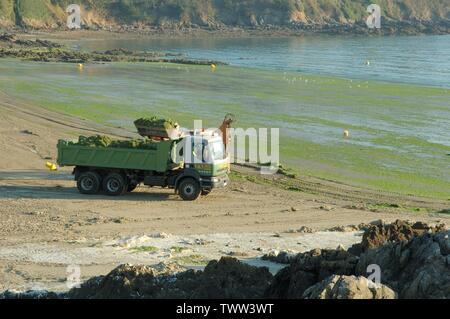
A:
[
  {"xmin": 77, "ymin": 63, "xmax": 84, "ymax": 70},
  {"xmin": 343, "ymin": 130, "xmax": 350, "ymax": 138},
  {"xmin": 46, "ymin": 162, "xmax": 58, "ymax": 171},
  {"xmin": 210, "ymin": 64, "xmax": 216, "ymax": 71}
]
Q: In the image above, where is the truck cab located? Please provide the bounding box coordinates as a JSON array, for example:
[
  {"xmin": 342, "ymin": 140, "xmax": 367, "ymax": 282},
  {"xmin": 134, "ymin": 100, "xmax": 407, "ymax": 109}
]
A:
[{"xmin": 171, "ymin": 133, "xmax": 230, "ymax": 199}]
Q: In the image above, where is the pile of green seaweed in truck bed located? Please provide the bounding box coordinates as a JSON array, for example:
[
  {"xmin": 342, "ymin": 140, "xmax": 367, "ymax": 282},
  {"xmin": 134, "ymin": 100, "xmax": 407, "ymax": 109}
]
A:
[
  {"xmin": 70, "ymin": 135, "xmax": 158, "ymax": 150},
  {"xmin": 134, "ymin": 117, "xmax": 178, "ymax": 129}
]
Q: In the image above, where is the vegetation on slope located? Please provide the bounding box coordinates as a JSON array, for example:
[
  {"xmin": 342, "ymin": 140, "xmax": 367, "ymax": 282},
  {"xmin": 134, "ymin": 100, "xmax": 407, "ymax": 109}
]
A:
[
  {"xmin": 0, "ymin": 0, "xmax": 14, "ymax": 26},
  {"xmin": 0, "ymin": 0, "xmax": 448, "ymax": 29}
]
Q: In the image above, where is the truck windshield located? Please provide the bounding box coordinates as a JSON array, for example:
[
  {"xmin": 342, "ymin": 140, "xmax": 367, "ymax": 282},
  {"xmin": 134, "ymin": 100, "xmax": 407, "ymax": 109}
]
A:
[
  {"xmin": 207, "ymin": 140, "xmax": 225, "ymax": 161},
  {"xmin": 189, "ymin": 139, "xmax": 225, "ymax": 163}
]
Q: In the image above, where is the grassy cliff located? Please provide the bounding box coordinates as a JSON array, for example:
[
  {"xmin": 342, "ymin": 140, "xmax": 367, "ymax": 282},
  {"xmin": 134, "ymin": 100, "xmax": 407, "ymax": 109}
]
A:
[
  {"xmin": 0, "ymin": 0, "xmax": 14, "ymax": 26},
  {"xmin": 0, "ymin": 0, "xmax": 448, "ymax": 29}
]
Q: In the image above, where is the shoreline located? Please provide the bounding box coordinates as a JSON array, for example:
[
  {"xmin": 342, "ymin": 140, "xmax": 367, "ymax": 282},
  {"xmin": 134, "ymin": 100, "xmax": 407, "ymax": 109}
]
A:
[
  {"xmin": 2, "ymin": 20, "xmax": 450, "ymax": 40},
  {"xmin": 0, "ymin": 33, "xmax": 225, "ymax": 66}
]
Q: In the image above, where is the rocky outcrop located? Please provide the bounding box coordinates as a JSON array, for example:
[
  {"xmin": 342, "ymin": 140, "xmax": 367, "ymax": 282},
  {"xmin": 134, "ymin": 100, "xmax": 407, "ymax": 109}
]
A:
[
  {"xmin": 302, "ymin": 275, "xmax": 396, "ymax": 299},
  {"xmin": 266, "ymin": 221, "xmax": 449, "ymax": 299},
  {"xmin": 356, "ymin": 230, "xmax": 450, "ymax": 299}
]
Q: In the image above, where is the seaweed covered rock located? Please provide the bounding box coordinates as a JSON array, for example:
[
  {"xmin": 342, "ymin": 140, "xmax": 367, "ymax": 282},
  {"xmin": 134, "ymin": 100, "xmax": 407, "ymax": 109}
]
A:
[
  {"xmin": 302, "ymin": 275, "xmax": 396, "ymax": 299},
  {"xmin": 355, "ymin": 230, "xmax": 450, "ymax": 299},
  {"xmin": 15, "ymin": 39, "xmax": 62, "ymax": 48},
  {"xmin": 265, "ymin": 248, "xmax": 358, "ymax": 298}
]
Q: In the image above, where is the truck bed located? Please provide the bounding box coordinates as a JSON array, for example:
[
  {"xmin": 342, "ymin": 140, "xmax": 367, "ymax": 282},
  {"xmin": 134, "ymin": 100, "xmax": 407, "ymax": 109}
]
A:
[{"xmin": 57, "ymin": 139, "xmax": 176, "ymax": 172}]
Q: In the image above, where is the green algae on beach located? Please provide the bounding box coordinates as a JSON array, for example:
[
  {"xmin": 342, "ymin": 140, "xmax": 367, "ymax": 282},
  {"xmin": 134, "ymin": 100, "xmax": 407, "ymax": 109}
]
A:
[{"xmin": 0, "ymin": 60, "xmax": 448, "ymax": 199}]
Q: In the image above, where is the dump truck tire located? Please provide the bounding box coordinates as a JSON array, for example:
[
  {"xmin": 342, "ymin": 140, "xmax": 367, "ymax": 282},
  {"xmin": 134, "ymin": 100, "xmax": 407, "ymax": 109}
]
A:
[
  {"xmin": 77, "ymin": 171, "xmax": 101, "ymax": 195},
  {"xmin": 178, "ymin": 178, "xmax": 201, "ymax": 201},
  {"xmin": 103, "ymin": 173, "xmax": 127, "ymax": 196}
]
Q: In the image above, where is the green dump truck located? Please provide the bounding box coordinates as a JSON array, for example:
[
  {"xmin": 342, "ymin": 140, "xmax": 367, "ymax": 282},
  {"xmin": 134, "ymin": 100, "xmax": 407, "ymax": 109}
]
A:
[{"xmin": 57, "ymin": 134, "xmax": 229, "ymax": 201}]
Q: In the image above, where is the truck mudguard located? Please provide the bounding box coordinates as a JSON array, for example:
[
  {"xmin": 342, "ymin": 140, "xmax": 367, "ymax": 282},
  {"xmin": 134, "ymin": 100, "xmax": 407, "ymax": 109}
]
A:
[{"xmin": 174, "ymin": 168, "xmax": 201, "ymax": 189}]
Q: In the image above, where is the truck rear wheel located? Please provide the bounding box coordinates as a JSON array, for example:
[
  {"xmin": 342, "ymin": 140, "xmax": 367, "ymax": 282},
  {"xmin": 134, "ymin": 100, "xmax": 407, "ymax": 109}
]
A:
[
  {"xmin": 103, "ymin": 173, "xmax": 127, "ymax": 196},
  {"xmin": 77, "ymin": 171, "xmax": 101, "ymax": 195},
  {"xmin": 178, "ymin": 178, "xmax": 201, "ymax": 201}
]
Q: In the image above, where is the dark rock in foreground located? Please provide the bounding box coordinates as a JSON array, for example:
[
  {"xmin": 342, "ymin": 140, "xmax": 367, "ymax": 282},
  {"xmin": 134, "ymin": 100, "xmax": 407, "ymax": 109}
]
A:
[
  {"xmin": 265, "ymin": 247, "xmax": 358, "ymax": 298},
  {"xmin": 68, "ymin": 257, "xmax": 272, "ymax": 299}
]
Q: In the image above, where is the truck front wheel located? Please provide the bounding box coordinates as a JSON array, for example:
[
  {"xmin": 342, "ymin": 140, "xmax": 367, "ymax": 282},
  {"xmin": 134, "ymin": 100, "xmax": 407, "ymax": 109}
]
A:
[
  {"xmin": 178, "ymin": 178, "xmax": 201, "ymax": 201},
  {"xmin": 103, "ymin": 173, "xmax": 127, "ymax": 196},
  {"xmin": 77, "ymin": 171, "xmax": 101, "ymax": 195}
]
